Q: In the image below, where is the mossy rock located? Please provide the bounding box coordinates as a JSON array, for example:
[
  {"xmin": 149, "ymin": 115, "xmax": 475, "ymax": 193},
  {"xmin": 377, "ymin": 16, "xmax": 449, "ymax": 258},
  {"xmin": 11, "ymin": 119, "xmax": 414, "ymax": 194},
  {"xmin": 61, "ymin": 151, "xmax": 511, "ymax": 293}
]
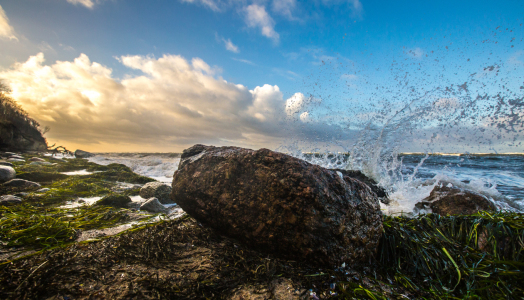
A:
[
  {"xmin": 95, "ymin": 195, "xmax": 131, "ymax": 208},
  {"xmin": 16, "ymin": 171, "xmax": 68, "ymax": 183}
]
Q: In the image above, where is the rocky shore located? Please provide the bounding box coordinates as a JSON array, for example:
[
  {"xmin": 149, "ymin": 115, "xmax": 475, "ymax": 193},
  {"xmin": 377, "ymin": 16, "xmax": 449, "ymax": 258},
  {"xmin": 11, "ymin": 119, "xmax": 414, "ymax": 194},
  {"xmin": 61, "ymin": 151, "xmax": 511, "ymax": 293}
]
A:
[{"xmin": 0, "ymin": 148, "xmax": 522, "ymax": 299}]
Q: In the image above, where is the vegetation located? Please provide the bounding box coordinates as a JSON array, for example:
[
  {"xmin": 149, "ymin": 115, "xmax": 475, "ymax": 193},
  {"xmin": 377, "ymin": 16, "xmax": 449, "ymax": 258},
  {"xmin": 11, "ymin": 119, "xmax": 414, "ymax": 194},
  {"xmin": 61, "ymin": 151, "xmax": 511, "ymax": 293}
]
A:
[
  {"xmin": 0, "ymin": 81, "xmax": 47, "ymax": 151},
  {"xmin": 0, "ymin": 153, "xmax": 522, "ymax": 299}
]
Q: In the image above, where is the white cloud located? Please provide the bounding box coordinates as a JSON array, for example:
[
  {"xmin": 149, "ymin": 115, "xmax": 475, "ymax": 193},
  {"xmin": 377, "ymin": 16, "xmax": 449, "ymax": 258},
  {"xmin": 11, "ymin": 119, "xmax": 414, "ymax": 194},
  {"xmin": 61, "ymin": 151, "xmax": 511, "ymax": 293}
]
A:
[
  {"xmin": 223, "ymin": 38, "xmax": 239, "ymax": 53},
  {"xmin": 0, "ymin": 5, "xmax": 17, "ymax": 41},
  {"xmin": 0, "ymin": 53, "xmax": 299, "ymax": 151},
  {"xmin": 271, "ymin": 0, "xmax": 297, "ymax": 20},
  {"xmin": 67, "ymin": 0, "xmax": 98, "ymax": 9},
  {"xmin": 180, "ymin": 0, "xmax": 221, "ymax": 12},
  {"xmin": 243, "ymin": 4, "xmax": 279, "ymax": 42},
  {"xmin": 215, "ymin": 33, "xmax": 239, "ymax": 53},
  {"xmin": 232, "ymin": 58, "xmax": 256, "ymax": 65}
]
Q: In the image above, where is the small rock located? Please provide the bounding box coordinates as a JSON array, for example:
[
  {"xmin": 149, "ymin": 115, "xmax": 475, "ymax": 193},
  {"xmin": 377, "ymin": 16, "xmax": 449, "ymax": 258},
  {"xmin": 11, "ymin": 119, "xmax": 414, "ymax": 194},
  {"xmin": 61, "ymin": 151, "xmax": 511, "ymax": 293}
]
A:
[
  {"xmin": 95, "ymin": 195, "xmax": 131, "ymax": 208},
  {"xmin": 7, "ymin": 158, "xmax": 24, "ymax": 162},
  {"xmin": 9, "ymin": 155, "xmax": 24, "ymax": 159},
  {"xmin": 29, "ymin": 161, "xmax": 53, "ymax": 166},
  {"xmin": 75, "ymin": 149, "xmax": 95, "ymax": 158},
  {"xmin": 29, "ymin": 157, "xmax": 45, "ymax": 162},
  {"xmin": 0, "ymin": 166, "xmax": 16, "ymax": 183},
  {"xmin": 37, "ymin": 188, "xmax": 51, "ymax": 192},
  {"xmin": 140, "ymin": 182, "xmax": 173, "ymax": 204},
  {"xmin": 415, "ymin": 184, "xmax": 497, "ymax": 215},
  {"xmin": 0, "ymin": 195, "xmax": 22, "ymax": 205},
  {"xmin": 2, "ymin": 179, "xmax": 41, "ymax": 190},
  {"xmin": 0, "ymin": 162, "xmax": 14, "ymax": 167},
  {"xmin": 140, "ymin": 197, "xmax": 168, "ymax": 213}
]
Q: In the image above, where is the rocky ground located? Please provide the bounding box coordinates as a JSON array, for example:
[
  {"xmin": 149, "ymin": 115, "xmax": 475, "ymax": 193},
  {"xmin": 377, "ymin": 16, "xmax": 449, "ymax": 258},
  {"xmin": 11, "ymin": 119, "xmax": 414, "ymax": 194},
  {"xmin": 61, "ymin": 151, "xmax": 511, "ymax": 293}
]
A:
[{"xmin": 0, "ymin": 151, "xmax": 522, "ymax": 299}]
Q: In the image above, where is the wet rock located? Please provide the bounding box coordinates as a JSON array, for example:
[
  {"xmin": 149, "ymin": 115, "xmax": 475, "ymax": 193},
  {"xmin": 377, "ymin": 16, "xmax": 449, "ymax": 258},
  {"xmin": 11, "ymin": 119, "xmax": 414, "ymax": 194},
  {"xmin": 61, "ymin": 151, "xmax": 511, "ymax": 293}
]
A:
[
  {"xmin": 95, "ymin": 195, "xmax": 131, "ymax": 208},
  {"xmin": 0, "ymin": 166, "xmax": 16, "ymax": 183},
  {"xmin": 9, "ymin": 154, "xmax": 24, "ymax": 159},
  {"xmin": 140, "ymin": 197, "xmax": 168, "ymax": 213},
  {"xmin": 36, "ymin": 188, "xmax": 51, "ymax": 192},
  {"xmin": 75, "ymin": 149, "xmax": 95, "ymax": 158},
  {"xmin": 171, "ymin": 144, "xmax": 383, "ymax": 267},
  {"xmin": 29, "ymin": 157, "xmax": 45, "ymax": 162},
  {"xmin": 0, "ymin": 195, "xmax": 22, "ymax": 205},
  {"xmin": 415, "ymin": 184, "xmax": 497, "ymax": 215},
  {"xmin": 0, "ymin": 162, "xmax": 13, "ymax": 167},
  {"xmin": 140, "ymin": 182, "xmax": 173, "ymax": 204},
  {"xmin": 7, "ymin": 158, "xmax": 24, "ymax": 162},
  {"xmin": 29, "ymin": 161, "xmax": 53, "ymax": 166},
  {"xmin": 2, "ymin": 179, "xmax": 41, "ymax": 190},
  {"xmin": 333, "ymin": 169, "xmax": 389, "ymax": 203}
]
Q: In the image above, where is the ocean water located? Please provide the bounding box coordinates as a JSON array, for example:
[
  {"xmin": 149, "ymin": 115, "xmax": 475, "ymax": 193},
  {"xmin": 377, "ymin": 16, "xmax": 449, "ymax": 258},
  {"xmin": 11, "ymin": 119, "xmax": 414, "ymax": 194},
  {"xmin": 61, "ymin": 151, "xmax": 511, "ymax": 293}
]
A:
[{"xmin": 86, "ymin": 152, "xmax": 524, "ymax": 215}]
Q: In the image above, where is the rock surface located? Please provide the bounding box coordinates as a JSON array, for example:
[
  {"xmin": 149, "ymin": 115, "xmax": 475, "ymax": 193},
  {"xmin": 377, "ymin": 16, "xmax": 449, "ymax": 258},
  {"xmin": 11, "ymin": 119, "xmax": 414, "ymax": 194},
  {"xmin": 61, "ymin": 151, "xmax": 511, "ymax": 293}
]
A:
[
  {"xmin": 171, "ymin": 144, "xmax": 383, "ymax": 267},
  {"xmin": 0, "ymin": 195, "xmax": 22, "ymax": 205},
  {"xmin": 0, "ymin": 162, "xmax": 13, "ymax": 167},
  {"xmin": 0, "ymin": 166, "xmax": 16, "ymax": 183},
  {"xmin": 95, "ymin": 195, "xmax": 131, "ymax": 208},
  {"xmin": 29, "ymin": 157, "xmax": 45, "ymax": 162},
  {"xmin": 333, "ymin": 169, "xmax": 389, "ymax": 203},
  {"xmin": 2, "ymin": 179, "xmax": 41, "ymax": 190},
  {"xmin": 415, "ymin": 184, "xmax": 497, "ymax": 215},
  {"xmin": 140, "ymin": 197, "xmax": 167, "ymax": 213},
  {"xmin": 75, "ymin": 149, "xmax": 95, "ymax": 158},
  {"xmin": 140, "ymin": 182, "xmax": 173, "ymax": 204}
]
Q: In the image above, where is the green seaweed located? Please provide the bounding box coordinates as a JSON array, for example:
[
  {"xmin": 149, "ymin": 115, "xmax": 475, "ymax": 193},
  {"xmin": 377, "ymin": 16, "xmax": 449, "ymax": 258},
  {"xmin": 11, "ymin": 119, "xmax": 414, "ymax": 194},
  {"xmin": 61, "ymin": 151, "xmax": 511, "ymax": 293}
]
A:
[
  {"xmin": 0, "ymin": 204, "xmax": 137, "ymax": 250},
  {"xmin": 377, "ymin": 212, "xmax": 524, "ymax": 299}
]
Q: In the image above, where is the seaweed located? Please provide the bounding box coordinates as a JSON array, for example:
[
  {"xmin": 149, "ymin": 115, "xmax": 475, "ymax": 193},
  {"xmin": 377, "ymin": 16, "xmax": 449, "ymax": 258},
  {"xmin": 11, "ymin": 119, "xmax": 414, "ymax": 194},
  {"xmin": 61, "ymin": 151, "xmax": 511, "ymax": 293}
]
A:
[{"xmin": 377, "ymin": 212, "xmax": 524, "ymax": 299}]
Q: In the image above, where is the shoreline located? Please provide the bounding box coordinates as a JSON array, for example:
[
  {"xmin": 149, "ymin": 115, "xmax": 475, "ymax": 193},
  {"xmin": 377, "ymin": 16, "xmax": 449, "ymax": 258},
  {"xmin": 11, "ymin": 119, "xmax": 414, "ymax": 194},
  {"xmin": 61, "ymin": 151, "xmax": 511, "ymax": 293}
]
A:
[{"xmin": 0, "ymin": 151, "xmax": 523, "ymax": 299}]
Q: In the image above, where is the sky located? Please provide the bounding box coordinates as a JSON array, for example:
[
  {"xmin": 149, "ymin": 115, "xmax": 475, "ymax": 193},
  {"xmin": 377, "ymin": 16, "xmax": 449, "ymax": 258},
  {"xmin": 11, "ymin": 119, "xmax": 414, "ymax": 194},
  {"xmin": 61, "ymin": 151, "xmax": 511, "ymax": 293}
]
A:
[{"xmin": 0, "ymin": 0, "xmax": 523, "ymax": 153}]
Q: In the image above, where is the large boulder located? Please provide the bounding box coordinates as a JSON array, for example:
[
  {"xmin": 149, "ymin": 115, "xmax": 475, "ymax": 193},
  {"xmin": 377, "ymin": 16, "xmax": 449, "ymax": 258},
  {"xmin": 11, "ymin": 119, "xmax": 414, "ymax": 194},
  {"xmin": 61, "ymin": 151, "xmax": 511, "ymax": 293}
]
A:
[
  {"xmin": 171, "ymin": 144, "xmax": 383, "ymax": 267},
  {"xmin": 140, "ymin": 182, "xmax": 173, "ymax": 204},
  {"xmin": 415, "ymin": 184, "xmax": 497, "ymax": 215},
  {"xmin": 0, "ymin": 166, "xmax": 16, "ymax": 183},
  {"xmin": 75, "ymin": 149, "xmax": 95, "ymax": 158}
]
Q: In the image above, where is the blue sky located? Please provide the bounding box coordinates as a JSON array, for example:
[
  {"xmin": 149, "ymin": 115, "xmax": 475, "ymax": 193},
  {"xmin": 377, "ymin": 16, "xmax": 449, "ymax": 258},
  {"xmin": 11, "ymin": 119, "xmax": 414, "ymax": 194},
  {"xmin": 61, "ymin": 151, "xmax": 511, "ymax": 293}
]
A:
[{"xmin": 0, "ymin": 0, "xmax": 523, "ymax": 152}]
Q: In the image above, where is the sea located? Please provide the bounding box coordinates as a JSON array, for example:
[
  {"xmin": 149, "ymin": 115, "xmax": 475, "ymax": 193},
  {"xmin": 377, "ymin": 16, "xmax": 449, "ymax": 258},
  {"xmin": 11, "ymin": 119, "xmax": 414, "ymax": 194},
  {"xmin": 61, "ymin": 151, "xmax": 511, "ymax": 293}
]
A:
[{"xmin": 86, "ymin": 152, "xmax": 524, "ymax": 216}]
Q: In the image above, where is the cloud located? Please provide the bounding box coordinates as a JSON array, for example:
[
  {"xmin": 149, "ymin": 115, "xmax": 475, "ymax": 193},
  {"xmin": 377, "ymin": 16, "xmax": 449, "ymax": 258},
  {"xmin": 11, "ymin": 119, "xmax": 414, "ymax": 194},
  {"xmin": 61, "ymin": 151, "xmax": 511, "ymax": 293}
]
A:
[
  {"xmin": 271, "ymin": 0, "xmax": 297, "ymax": 20},
  {"xmin": 0, "ymin": 53, "xmax": 306, "ymax": 151},
  {"xmin": 180, "ymin": 0, "xmax": 221, "ymax": 12},
  {"xmin": 0, "ymin": 5, "xmax": 18, "ymax": 41},
  {"xmin": 215, "ymin": 33, "xmax": 239, "ymax": 53},
  {"xmin": 232, "ymin": 58, "xmax": 256, "ymax": 65},
  {"xmin": 66, "ymin": 0, "xmax": 99, "ymax": 9},
  {"xmin": 243, "ymin": 4, "xmax": 279, "ymax": 42}
]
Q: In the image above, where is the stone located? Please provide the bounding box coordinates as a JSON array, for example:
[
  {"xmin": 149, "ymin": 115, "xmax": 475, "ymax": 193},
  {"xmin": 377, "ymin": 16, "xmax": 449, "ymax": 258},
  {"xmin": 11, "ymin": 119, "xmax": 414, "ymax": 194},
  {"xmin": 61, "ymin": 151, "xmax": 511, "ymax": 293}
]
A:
[
  {"xmin": 37, "ymin": 188, "xmax": 51, "ymax": 192},
  {"xmin": 0, "ymin": 195, "xmax": 22, "ymax": 205},
  {"xmin": 7, "ymin": 158, "xmax": 24, "ymax": 162},
  {"xmin": 9, "ymin": 154, "xmax": 24, "ymax": 159},
  {"xmin": 29, "ymin": 161, "xmax": 53, "ymax": 166},
  {"xmin": 95, "ymin": 195, "xmax": 131, "ymax": 208},
  {"xmin": 0, "ymin": 166, "xmax": 16, "ymax": 183},
  {"xmin": 415, "ymin": 184, "xmax": 497, "ymax": 215},
  {"xmin": 333, "ymin": 169, "xmax": 389, "ymax": 203},
  {"xmin": 140, "ymin": 182, "xmax": 173, "ymax": 204},
  {"xmin": 140, "ymin": 197, "xmax": 168, "ymax": 213},
  {"xmin": 29, "ymin": 157, "xmax": 45, "ymax": 162},
  {"xmin": 2, "ymin": 179, "xmax": 41, "ymax": 190},
  {"xmin": 171, "ymin": 144, "xmax": 383, "ymax": 267},
  {"xmin": 75, "ymin": 149, "xmax": 95, "ymax": 158},
  {"xmin": 0, "ymin": 162, "xmax": 14, "ymax": 167}
]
